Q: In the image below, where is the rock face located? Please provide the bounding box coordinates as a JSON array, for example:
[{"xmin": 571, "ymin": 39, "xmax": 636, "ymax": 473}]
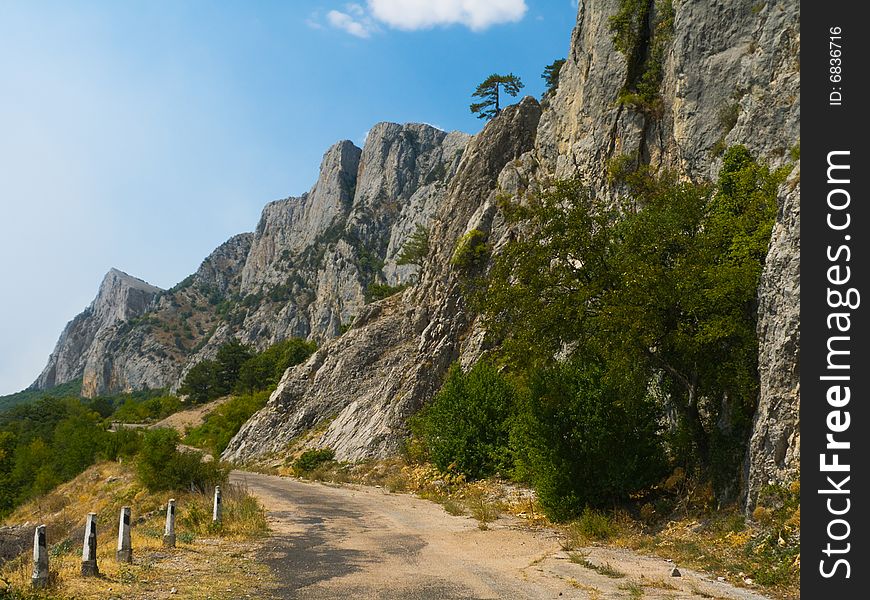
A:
[
  {"xmin": 223, "ymin": 99, "xmax": 542, "ymax": 462},
  {"xmin": 744, "ymin": 165, "xmax": 800, "ymax": 507},
  {"xmin": 31, "ymin": 124, "xmax": 470, "ymax": 398},
  {"xmin": 79, "ymin": 234, "xmax": 254, "ymax": 397},
  {"xmin": 30, "ymin": 0, "xmax": 798, "ymax": 506},
  {"xmin": 31, "ymin": 269, "xmax": 162, "ymax": 391},
  {"xmin": 225, "ymin": 0, "xmax": 800, "ymax": 507}
]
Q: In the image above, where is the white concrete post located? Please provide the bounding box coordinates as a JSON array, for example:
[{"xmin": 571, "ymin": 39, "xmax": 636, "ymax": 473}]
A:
[
  {"xmin": 116, "ymin": 506, "xmax": 132, "ymax": 563},
  {"xmin": 163, "ymin": 499, "xmax": 176, "ymax": 548},
  {"xmin": 80, "ymin": 513, "xmax": 99, "ymax": 577},
  {"xmin": 212, "ymin": 485, "xmax": 222, "ymax": 524},
  {"xmin": 31, "ymin": 524, "xmax": 49, "ymax": 588}
]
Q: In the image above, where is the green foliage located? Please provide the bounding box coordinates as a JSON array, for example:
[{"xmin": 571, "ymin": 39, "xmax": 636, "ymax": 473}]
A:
[
  {"xmin": 184, "ymin": 391, "xmax": 270, "ymax": 457},
  {"xmin": 182, "ymin": 337, "xmax": 314, "ymax": 403},
  {"xmin": 0, "ymin": 379, "xmax": 83, "ymax": 414},
  {"xmin": 470, "ymin": 73, "xmax": 524, "ymax": 120},
  {"xmin": 101, "ymin": 427, "xmax": 143, "ymax": 461},
  {"xmin": 450, "ymin": 229, "xmax": 489, "ymax": 269},
  {"xmin": 608, "ymin": 0, "xmax": 648, "ymax": 56},
  {"xmin": 179, "ymin": 359, "xmax": 223, "ymax": 404},
  {"xmin": 569, "ymin": 508, "xmax": 620, "ymax": 542},
  {"xmin": 511, "ymin": 361, "xmax": 666, "ymax": 520},
  {"xmin": 136, "ymin": 428, "xmax": 228, "ymax": 492},
  {"xmin": 477, "ymin": 146, "xmax": 783, "ymax": 496},
  {"xmin": 610, "ymin": 0, "xmax": 674, "ymax": 110},
  {"xmin": 541, "ymin": 58, "xmax": 566, "ymax": 98},
  {"xmin": 0, "ymin": 395, "xmax": 126, "ymax": 515},
  {"xmin": 410, "ymin": 362, "xmax": 515, "ymax": 479},
  {"xmin": 293, "ymin": 448, "xmax": 336, "ymax": 474},
  {"xmin": 789, "ymin": 141, "xmax": 800, "ymax": 161},
  {"xmin": 180, "ymin": 339, "xmax": 253, "ymax": 403},
  {"xmin": 366, "ymin": 282, "xmax": 409, "ymax": 303},
  {"xmin": 111, "ymin": 394, "xmax": 182, "ymax": 423},
  {"xmin": 396, "ymin": 224, "xmax": 430, "ymax": 268},
  {"xmin": 235, "ymin": 338, "xmax": 316, "ymax": 395}
]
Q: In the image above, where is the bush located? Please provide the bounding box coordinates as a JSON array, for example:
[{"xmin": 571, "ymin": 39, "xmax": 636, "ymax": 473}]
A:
[
  {"xmin": 292, "ymin": 448, "xmax": 336, "ymax": 475},
  {"xmin": 136, "ymin": 428, "xmax": 228, "ymax": 492},
  {"xmin": 411, "ymin": 362, "xmax": 515, "ymax": 479},
  {"xmin": 184, "ymin": 391, "xmax": 270, "ymax": 457},
  {"xmin": 235, "ymin": 338, "xmax": 316, "ymax": 395},
  {"xmin": 366, "ymin": 283, "xmax": 409, "ymax": 303},
  {"xmin": 451, "ymin": 229, "xmax": 489, "ymax": 269},
  {"xmin": 511, "ymin": 361, "xmax": 667, "ymax": 521},
  {"xmin": 102, "ymin": 428, "xmax": 143, "ymax": 461}
]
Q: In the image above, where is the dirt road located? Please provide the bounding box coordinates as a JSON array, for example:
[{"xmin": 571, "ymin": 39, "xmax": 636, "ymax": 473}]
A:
[{"xmin": 231, "ymin": 471, "xmax": 771, "ymax": 600}]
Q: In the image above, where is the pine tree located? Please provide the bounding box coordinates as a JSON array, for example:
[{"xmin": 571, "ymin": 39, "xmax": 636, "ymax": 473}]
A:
[
  {"xmin": 470, "ymin": 73, "xmax": 524, "ymax": 120},
  {"xmin": 541, "ymin": 58, "xmax": 566, "ymax": 98}
]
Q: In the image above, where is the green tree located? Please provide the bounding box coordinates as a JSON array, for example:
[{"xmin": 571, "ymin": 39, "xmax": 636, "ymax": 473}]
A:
[
  {"xmin": 411, "ymin": 362, "xmax": 515, "ymax": 478},
  {"xmin": 235, "ymin": 338, "xmax": 316, "ymax": 395},
  {"xmin": 396, "ymin": 224, "xmax": 430, "ymax": 268},
  {"xmin": 214, "ymin": 339, "xmax": 254, "ymax": 394},
  {"xmin": 541, "ymin": 58, "xmax": 566, "ymax": 98},
  {"xmin": 478, "ymin": 147, "xmax": 784, "ymax": 490},
  {"xmin": 511, "ymin": 360, "xmax": 666, "ymax": 520},
  {"xmin": 470, "ymin": 73, "xmax": 525, "ymax": 120},
  {"xmin": 179, "ymin": 359, "xmax": 221, "ymax": 404},
  {"xmin": 137, "ymin": 428, "xmax": 227, "ymax": 492}
]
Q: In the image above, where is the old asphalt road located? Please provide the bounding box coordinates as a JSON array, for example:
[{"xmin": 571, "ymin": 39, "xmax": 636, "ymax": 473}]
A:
[{"xmin": 230, "ymin": 471, "xmax": 773, "ymax": 600}]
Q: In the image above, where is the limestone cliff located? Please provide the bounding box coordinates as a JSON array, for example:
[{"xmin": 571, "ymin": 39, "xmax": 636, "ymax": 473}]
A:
[
  {"xmin": 32, "ymin": 124, "xmax": 470, "ymax": 399},
  {"xmin": 31, "ymin": 269, "xmax": 162, "ymax": 391},
  {"xmin": 223, "ymin": 99, "xmax": 542, "ymax": 461},
  {"xmin": 30, "ymin": 0, "xmax": 798, "ymax": 508},
  {"xmin": 225, "ymin": 0, "xmax": 800, "ymax": 509}
]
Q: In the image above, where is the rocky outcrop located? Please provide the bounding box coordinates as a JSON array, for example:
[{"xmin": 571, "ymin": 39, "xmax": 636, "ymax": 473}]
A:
[
  {"xmin": 75, "ymin": 234, "xmax": 254, "ymax": 397},
  {"xmin": 744, "ymin": 165, "xmax": 800, "ymax": 507},
  {"xmin": 223, "ymin": 99, "xmax": 542, "ymax": 462},
  {"xmin": 31, "ymin": 269, "xmax": 162, "ymax": 391},
  {"xmin": 226, "ymin": 0, "xmax": 800, "ymax": 495},
  {"xmin": 33, "ymin": 124, "xmax": 470, "ymax": 398}
]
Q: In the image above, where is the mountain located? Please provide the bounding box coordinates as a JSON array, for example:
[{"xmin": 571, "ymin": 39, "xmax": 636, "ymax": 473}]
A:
[
  {"xmin": 28, "ymin": 123, "xmax": 470, "ymax": 398},
  {"xmin": 28, "ymin": 0, "xmax": 799, "ymax": 508},
  {"xmin": 224, "ymin": 0, "xmax": 800, "ymax": 510}
]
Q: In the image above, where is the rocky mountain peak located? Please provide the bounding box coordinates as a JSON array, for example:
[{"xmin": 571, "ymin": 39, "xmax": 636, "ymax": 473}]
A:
[{"xmin": 30, "ymin": 268, "xmax": 162, "ymax": 391}]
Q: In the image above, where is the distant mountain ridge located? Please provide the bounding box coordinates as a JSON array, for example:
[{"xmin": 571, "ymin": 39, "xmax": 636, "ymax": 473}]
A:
[{"xmin": 29, "ymin": 123, "xmax": 470, "ymax": 399}]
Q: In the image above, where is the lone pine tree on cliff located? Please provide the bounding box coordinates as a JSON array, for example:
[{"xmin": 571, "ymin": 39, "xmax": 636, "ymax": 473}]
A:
[{"xmin": 470, "ymin": 73, "xmax": 524, "ymax": 120}]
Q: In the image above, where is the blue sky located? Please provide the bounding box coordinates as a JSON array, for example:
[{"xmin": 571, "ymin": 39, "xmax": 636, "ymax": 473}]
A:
[{"xmin": 0, "ymin": 0, "xmax": 577, "ymax": 395}]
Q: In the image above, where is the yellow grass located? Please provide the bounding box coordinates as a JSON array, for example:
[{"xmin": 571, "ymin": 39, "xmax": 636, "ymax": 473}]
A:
[{"xmin": 1, "ymin": 461, "xmax": 275, "ymax": 599}]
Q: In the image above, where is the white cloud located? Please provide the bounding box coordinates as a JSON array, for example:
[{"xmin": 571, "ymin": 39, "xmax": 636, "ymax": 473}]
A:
[
  {"xmin": 327, "ymin": 4, "xmax": 377, "ymax": 38},
  {"xmin": 367, "ymin": 0, "xmax": 527, "ymax": 31}
]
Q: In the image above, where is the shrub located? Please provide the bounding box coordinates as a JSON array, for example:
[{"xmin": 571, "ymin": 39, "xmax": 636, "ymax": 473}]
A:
[
  {"xmin": 293, "ymin": 448, "xmax": 336, "ymax": 475},
  {"xmin": 366, "ymin": 283, "xmax": 409, "ymax": 303},
  {"xmin": 451, "ymin": 229, "xmax": 489, "ymax": 269},
  {"xmin": 235, "ymin": 338, "xmax": 315, "ymax": 394},
  {"xmin": 102, "ymin": 428, "xmax": 143, "ymax": 461},
  {"xmin": 136, "ymin": 428, "xmax": 228, "ymax": 492},
  {"xmin": 511, "ymin": 361, "xmax": 667, "ymax": 521},
  {"xmin": 396, "ymin": 224, "xmax": 430, "ymax": 267},
  {"xmin": 411, "ymin": 362, "xmax": 515, "ymax": 479},
  {"xmin": 184, "ymin": 391, "xmax": 270, "ymax": 457}
]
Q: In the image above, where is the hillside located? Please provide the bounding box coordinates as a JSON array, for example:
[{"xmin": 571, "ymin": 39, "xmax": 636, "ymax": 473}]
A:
[
  {"xmin": 0, "ymin": 379, "xmax": 81, "ymax": 413},
  {"xmin": 22, "ymin": 0, "xmax": 799, "ymax": 514}
]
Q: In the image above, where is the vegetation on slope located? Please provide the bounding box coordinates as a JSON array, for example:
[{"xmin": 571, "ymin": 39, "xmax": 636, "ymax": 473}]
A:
[
  {"xmin": 0, "ymin": 461, "xmax": 271, "ymax": 600},
  {"xmin": 179, "ymin": 337, "xmax": 315, "ymax": 404},
  {"xmin": 0, "ymin": 380, "xmax": 82, "ymax": 414}
]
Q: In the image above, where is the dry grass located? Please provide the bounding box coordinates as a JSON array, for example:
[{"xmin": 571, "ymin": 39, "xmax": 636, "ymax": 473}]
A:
[{"xmin": 1, "ymin": 462, "xmax": 275, "ymax": 599}]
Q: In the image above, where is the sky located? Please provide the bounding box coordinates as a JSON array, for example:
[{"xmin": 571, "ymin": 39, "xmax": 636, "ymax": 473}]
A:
[{"xmin": 0, "ymin": 0, "xmax": 578, "ymax": 395}]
